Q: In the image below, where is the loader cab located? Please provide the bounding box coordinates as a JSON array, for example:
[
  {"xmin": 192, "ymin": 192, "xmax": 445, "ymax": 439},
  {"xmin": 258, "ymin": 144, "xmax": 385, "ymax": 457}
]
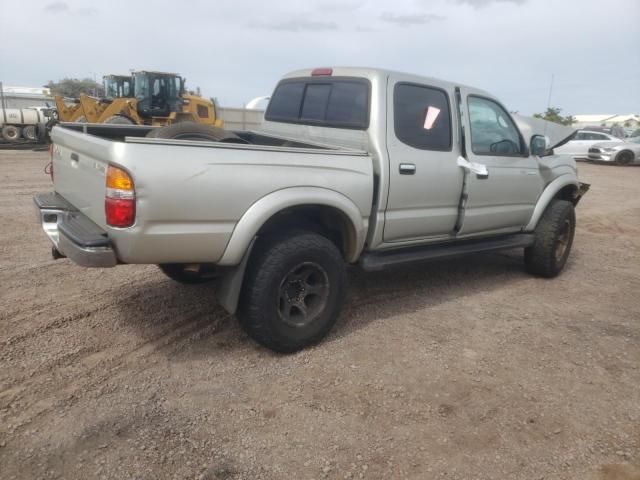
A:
[
  {"xmin": 133, "ymin": 71, "xmax": 184, "ymax": 118},
  {"xmin": 103, "ymin": 75, "xmax": 134, "ymax": 99}
]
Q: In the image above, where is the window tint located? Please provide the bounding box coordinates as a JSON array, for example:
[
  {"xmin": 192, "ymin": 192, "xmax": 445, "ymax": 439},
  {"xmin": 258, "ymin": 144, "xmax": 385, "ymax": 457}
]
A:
[
  {"xmin": 265, "ymin": 78, "xmax": 369, "ymax": 129},
  {"xmin": 301, "ymin": 84, "xmax": 331, "ymax": 121},
  {"xmin": 575, "ymin": 132, "xmax": 586, "ymax": 140},
  {"xmin": 266, "ymin": 82, "xmax": 305, "ymax": 120},
  {"xmin": 594, "ymin": 134, "xmax": 609, "ymax": 140},
  {"xmin": 394, "ymin": 83, "xmax": 452, "ymax": 150},
  {"xmin": 468, "ymin": 96, "xmax": 523, "ymax": 155},
  {"xmin": 326, "ymin": 82, "xmax": 368, "ymax": 126}
]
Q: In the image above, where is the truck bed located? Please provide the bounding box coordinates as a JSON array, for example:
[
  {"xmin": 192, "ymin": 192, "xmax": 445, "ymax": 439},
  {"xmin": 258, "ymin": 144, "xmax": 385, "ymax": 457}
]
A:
[
  {"xmin": 57, "ymin": 122, "xmax": 346, "ymax": 150},
  {"xmin": 49, "ymin": 124, "xmax": 374, "ymax": 265}
]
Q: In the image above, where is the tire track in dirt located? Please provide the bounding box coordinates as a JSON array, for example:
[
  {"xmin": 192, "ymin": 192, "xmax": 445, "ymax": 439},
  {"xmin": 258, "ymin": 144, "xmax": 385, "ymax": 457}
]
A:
[{"xmin": 1, "ymin": 309, "xmax": 228, "ymax": 435}]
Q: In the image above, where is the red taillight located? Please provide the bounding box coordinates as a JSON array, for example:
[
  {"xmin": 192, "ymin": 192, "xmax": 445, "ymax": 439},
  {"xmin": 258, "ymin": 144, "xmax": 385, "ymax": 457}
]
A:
[
  {"xmin": 105, "ymin": 197, "xmax": 135, "ymax": 227},
  {"xmin": 311, "ymin": 67, "xmax": 333, "ymax": 76},
  {"xmin": 105, "ymin": 165, "xmax": 135, "ymax": 227}
]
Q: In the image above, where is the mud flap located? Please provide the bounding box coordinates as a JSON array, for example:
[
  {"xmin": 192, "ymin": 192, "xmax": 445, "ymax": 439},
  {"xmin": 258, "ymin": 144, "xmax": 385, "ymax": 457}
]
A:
[
  {"xmin": 575, "ymin": 182, "xmax": 590, "ymax": 205},
  {"xmin": 215, "ymin": 238, "xmax": 255, "ymax": 314}
]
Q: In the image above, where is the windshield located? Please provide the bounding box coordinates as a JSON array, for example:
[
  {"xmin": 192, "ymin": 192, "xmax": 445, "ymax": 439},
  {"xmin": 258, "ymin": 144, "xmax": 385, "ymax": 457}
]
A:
[
  {"xmin": 104, "ymin": 77, "xmax": 133, "ymax": 98},
  {"xmin": 134, "ymin": 73, "xmax": 149, "ymax": 99},
  {"xmin": 134, "ymin": 73, "xmax": 181, "ymax": 100}
]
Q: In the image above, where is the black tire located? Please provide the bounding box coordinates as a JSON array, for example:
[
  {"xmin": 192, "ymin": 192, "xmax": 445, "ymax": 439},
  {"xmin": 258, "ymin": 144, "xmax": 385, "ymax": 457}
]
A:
[
  {"xmin": 238, "ymin": 230, "xmax": 346, "ymax": 353},
  {"xmin": 525, "ymin": 200, "xmax": 576, "ymax": 278},
  {"xmin": 158, "ymin": 263, "xmax": 219, "ymax": 284},
  {"xmin": 145, "ymin": 121, "xmax": 246, "ymax": 143},
  {"xmin": 2, "ymin": 125, "xmax": 21, "ymax": 142},
  {"xmin": 615, "ymin": 150, "xmax": 634, "ymax": 165},
  {"xmin": 22, "ymin": 125, "xmax": 37, "ymax": 141},
  {"xmin": 104, "ymin": 115, "xmax": 134, "ymax": 125}
]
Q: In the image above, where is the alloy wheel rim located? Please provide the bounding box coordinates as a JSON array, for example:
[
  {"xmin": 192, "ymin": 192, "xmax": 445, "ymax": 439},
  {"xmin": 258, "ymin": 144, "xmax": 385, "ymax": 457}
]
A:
[{"xmin": 277, "ymin": 262, "xmax": 330, "ymax": 328}]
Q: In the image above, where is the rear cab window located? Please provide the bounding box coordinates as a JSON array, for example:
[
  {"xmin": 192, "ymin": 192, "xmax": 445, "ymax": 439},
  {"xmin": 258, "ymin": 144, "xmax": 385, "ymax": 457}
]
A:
[{"xmin": 265, "ymin": 77, "xmax": 370, "ymax": 130}]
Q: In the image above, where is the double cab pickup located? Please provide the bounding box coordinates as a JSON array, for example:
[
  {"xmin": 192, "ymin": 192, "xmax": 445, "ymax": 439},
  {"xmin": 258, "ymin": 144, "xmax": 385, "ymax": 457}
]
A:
[{"xmin": 35, "ymin": 67, "xmax": 588, "ymax": 352}]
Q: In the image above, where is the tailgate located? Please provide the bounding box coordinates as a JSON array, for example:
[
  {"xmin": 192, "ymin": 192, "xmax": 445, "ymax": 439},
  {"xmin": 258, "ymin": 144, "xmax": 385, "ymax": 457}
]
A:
[{"xmin": 51, "ymin": 126, "xmax": 116, "ymax": 229}]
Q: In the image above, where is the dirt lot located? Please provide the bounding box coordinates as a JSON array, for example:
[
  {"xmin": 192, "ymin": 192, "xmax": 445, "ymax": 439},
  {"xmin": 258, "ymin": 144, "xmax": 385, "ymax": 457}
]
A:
[{"xmin": 0, "ymin": 150, "xmax": 639, "ymax": 480}]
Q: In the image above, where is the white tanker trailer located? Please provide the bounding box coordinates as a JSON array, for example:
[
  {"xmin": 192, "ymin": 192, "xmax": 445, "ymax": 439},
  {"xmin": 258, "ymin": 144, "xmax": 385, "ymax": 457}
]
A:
[{"xmin": 0, "ymin": 107, "xmax": 53, "ymax": 142}]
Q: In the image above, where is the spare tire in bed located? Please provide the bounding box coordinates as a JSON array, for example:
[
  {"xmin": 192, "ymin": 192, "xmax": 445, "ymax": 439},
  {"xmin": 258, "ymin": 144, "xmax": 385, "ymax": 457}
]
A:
[{"xmin": 145, "ymin": 121, "xmax": 248, "ymax": 143}]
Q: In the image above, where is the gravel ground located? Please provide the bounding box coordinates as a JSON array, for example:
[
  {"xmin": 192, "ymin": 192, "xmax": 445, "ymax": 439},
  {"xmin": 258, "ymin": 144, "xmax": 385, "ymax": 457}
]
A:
[{"xmin": 1, "ymin": 150, "xmax": 639, "ymax": 480}]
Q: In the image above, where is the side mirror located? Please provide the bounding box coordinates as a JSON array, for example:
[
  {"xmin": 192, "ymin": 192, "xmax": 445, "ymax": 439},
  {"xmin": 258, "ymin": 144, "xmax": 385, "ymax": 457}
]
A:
[{"xmin": 530, "ymin": 135, "xmax": 549, "ymax": 156}]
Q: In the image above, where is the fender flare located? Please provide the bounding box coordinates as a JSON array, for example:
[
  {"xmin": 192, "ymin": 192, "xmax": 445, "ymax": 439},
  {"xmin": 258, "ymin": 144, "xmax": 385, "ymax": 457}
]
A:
[
  {"xmin": 217, "ymin": 187, "xmax": 368, "ymax": 266},
  {"xmin": 524, "ymin": 175, "xmax": 578, "ymax": 232}
]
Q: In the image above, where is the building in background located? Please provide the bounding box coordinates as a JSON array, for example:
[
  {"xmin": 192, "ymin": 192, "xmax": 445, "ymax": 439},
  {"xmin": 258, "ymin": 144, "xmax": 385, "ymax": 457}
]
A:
[
  {"xmin": 573, "ymin": 114, "xmax": 640, "ymax": 129},
  {"xmin": 0, "ymin": 85, "xmax": 54, "ymax": 109}
]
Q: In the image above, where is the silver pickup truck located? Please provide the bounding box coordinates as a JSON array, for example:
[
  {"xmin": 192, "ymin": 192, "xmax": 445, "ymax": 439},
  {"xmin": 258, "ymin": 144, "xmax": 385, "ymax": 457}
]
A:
[{"xmin": 35, "ymin": 67, "xmax": 588, "ymax": 352}]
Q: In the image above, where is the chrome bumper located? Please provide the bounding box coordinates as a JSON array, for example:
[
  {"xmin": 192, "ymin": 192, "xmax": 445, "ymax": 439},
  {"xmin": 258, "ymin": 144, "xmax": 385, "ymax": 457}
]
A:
[{"xmin": 34, "ymin": 192, "xmax": 117, "ymax": 268}]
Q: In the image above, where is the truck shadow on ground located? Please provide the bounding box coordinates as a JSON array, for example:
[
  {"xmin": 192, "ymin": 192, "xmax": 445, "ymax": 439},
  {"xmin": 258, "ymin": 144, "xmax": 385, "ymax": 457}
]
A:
[{"xmin": 110, "ymin": 249, "xmax": 548, "ymax": 358}]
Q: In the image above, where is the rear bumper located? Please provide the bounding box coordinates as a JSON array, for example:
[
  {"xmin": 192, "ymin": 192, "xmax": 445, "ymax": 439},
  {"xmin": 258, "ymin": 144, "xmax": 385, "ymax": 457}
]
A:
[{"xmin": 34, "ymin": 192, "xmax": 117, "ymax": 268}]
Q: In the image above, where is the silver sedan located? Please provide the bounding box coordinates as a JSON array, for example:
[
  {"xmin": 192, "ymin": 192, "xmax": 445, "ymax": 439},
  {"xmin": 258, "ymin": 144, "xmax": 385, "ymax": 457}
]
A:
[{"xmin": 588, "ymin": 136, "xmax": 640, "ymax": 165}]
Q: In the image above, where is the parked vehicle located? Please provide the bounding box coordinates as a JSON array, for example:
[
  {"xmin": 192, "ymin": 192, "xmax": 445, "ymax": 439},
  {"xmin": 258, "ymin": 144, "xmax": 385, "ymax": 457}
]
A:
[
  {"xmin": 0, "ymin": 106, "xmax": 52, "ymax": 142},
  {"xmin": 34, "ymin": 67, "xmax": 588, "ymax": 352},
  {"xmin": 553, "ymin": 129, "xmax": 620, "ymax": 159},
  {"xmin": 588, "ymin": 136, "xmax": 640, "ymax": 165},
  {"xmin": 55, "ymin": 71, "xmax": 223, "ymax": 127}
]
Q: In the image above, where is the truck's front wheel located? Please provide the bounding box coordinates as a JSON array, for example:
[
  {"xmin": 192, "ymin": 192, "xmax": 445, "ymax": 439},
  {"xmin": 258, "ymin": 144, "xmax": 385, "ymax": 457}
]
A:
[
  {"xmin": 525, "ymin": 199, "xmax": 576, "ymax": 278},
  {"xmin": 238, "ymin": 231, "xmax": 346, "ymax": 353}
]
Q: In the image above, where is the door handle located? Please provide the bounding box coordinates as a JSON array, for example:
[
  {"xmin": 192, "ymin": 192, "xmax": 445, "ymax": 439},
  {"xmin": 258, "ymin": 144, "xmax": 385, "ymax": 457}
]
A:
[{"xmin": 399, "ymin": 163, "xmax": 416, "ymax": 175}]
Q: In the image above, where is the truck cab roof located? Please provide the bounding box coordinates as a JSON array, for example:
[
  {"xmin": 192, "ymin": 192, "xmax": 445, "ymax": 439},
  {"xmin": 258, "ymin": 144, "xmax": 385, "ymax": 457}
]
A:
[{"xmin": 281, "ymin": 66, "xmax": 493, "ymax": 99}]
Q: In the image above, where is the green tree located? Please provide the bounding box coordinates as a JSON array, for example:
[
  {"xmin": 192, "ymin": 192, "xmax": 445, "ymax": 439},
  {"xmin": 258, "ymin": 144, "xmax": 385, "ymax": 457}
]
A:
[
  {"xmin": 533, "ymin": 107, "xmax": 576, "ymax": 126},
  {"xmin": 46, "ymin": 77, "xmax": 103, "ymax": 98}
]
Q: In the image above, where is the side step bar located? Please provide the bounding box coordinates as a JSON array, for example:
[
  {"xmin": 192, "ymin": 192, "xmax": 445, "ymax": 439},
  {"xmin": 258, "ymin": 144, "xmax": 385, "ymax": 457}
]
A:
[{"xmin": 359, "ymin": 234, "xmax": 535, "ymax": 271}]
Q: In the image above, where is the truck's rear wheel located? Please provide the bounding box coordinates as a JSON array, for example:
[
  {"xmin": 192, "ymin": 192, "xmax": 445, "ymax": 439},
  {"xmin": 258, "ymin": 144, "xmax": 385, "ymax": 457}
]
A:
[
  {"xmin": 238, "ymin": 230, "xmax": 346, "ymax": 353},
  {"xmin": 22, "ymin": 125, "xmax": 37, "ymax": 141},
  {"xmin": 525, "ymin": 199, "xmax": 575, "ymax": 278},
  {"xmin": 146, "ymin": 121, "xmax": 247, "ymax": 143},
  {"xmin": 2, "ymin": 125, "xmax": 21, "ymax": 142}
]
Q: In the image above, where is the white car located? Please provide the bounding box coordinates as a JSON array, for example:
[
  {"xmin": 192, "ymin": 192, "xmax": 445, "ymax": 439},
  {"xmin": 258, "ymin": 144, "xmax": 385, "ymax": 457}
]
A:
[
  {"xmin": 554, "ymin": 130, "xmax": 620, "ymax": 160},
  {"xmin": 588, "ymin": 136, "xmax": 640, "ymax": 165}
]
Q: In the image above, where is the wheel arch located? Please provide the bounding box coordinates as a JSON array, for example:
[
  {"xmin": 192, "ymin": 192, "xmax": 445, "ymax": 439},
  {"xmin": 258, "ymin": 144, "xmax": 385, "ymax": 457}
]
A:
[
  {"xmin": 217, "ymin": 187, "xmax": 368, "ymax": 266},
  {"xmin": 524, "ymin": 175, "xmax": 579, "ymax": 232}
]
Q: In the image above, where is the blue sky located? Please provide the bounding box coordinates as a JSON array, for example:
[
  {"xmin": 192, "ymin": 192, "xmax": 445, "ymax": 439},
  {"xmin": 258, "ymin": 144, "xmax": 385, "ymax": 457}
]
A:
[{"xmin": 1, "ymin": 0, "xmax": 638, "ymax": 115}]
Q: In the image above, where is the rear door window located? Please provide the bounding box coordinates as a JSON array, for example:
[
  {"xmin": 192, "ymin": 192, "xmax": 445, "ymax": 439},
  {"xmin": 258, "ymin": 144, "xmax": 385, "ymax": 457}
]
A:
[
  {"xmin": 266, "ymin": 78, "xmax": 369, "ymax": 129},
  {"xmin": 394, "ymin": 83, "xmax": 452, "ymax": 151}
]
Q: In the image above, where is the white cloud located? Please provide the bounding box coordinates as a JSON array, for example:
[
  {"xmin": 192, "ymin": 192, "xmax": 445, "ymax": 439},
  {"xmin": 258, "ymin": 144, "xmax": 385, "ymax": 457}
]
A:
[
  {"xmin": 379, "ymin": 12, "xmax": 445, "ymax": 25},
  {"xmin": 2, "ymin": 0, "xmax": 638, "ymax": 114}
]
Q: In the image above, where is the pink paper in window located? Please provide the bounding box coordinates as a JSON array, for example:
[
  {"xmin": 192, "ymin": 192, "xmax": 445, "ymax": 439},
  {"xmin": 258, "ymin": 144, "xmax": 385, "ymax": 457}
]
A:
[{"xmin": 423, "ymin": 106, "xmax": 441, "ymax": 130}]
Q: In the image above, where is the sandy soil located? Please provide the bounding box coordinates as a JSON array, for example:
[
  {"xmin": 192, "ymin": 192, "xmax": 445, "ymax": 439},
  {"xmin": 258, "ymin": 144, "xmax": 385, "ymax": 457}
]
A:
[{"xmin": 1, "ymin": 150, "xmax": 639, "ymax": 480}]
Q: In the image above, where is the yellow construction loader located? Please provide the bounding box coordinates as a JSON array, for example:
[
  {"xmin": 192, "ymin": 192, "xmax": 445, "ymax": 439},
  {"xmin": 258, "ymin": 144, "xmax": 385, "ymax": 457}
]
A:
[
  {"xmin": 55, "ymin": 71, "xmax": 223, "ymax": 127},
  {"xmin": 54, "ymin": 96, "xmax": 85, "ymax": 122}
]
